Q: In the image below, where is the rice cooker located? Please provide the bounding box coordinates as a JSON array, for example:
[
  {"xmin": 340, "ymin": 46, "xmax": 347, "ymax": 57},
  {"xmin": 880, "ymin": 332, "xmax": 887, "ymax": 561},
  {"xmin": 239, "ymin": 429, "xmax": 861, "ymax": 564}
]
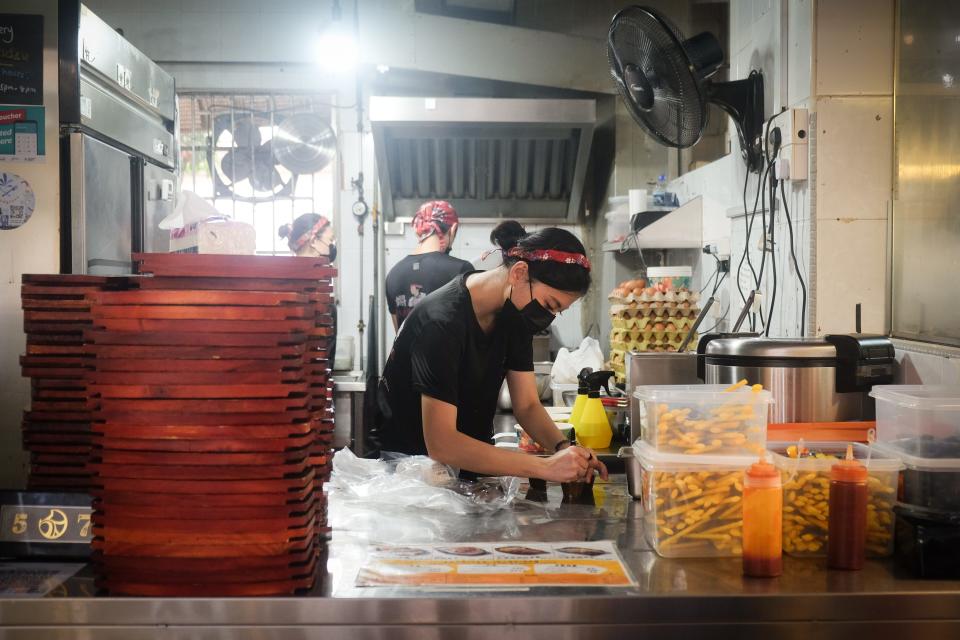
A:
[{"xmin": 697, "ymin": 334, "xmax": 895, "ymax": 423}]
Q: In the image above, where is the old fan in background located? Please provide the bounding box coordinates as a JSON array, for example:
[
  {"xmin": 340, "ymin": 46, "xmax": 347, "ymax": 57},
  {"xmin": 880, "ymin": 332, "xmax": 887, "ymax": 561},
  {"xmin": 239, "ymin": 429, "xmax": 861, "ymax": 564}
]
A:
[
  {"xmin": 607, "ymin": 6, "xmax": 765, "ymax": 172},
  {"xmin": 212, "ymin": 112, "xmax": 337, "ymax": 202}
]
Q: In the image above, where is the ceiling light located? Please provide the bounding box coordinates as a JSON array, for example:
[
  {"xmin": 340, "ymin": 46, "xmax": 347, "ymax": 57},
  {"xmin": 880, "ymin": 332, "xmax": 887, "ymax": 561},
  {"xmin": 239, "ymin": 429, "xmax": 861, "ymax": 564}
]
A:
[{"xmin": 315, "ymin": 0, "xmax": 356, "ymax": 74}]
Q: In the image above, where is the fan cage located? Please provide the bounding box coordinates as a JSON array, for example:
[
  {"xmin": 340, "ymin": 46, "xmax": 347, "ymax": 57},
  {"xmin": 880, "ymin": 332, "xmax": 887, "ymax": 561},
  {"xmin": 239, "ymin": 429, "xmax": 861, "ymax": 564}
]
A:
[{"xmin": 178, "ymin": 93, "xmax": 338, "ymax": 256}]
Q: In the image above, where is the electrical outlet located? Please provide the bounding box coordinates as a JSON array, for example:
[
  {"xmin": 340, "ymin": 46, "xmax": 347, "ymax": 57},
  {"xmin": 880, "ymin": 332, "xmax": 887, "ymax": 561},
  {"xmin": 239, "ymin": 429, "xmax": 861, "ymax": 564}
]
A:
[
  {"xmin": 758, "ymin": 232, "xmax": 774, "ymax": 252},
  {"xmin": 779, "ymin": 107, "xmax": 809, "ymax": 181},
  {"xmin": 719, "ymin": 258, "xmax": 730, "ymax": 273}
]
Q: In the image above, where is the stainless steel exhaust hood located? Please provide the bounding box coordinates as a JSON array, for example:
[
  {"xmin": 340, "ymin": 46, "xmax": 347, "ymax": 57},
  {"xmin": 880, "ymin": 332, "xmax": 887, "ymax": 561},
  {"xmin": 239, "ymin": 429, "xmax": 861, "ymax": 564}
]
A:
[{"xmin": 370, "ymin": 97, "xmax": 595, "ymax": 222}]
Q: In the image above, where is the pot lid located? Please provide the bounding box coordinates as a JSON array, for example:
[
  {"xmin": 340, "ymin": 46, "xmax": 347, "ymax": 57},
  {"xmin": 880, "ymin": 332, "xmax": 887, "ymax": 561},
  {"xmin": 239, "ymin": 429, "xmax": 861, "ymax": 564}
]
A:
[{"xmin": 705, "ymin": 337, "xmax": 838, "ymax": 359}]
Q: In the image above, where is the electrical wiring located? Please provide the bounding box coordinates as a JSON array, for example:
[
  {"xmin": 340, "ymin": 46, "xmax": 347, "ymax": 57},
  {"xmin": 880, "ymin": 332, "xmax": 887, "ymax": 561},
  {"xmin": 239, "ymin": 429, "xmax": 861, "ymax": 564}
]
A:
[
  {"xmin": 701, "ymin": 300, "xmax": 731, "ymax": 334},
  {"xmin": 782, "ymin": 178, "xmax": 808, "ymax": 337},
  {"xmin": 700, "ymin": 254, "xmax": 722, "ymax": 295},
  {"xmin": 765, "ymin": 171, "xmax": 778, "ymax": 336}
]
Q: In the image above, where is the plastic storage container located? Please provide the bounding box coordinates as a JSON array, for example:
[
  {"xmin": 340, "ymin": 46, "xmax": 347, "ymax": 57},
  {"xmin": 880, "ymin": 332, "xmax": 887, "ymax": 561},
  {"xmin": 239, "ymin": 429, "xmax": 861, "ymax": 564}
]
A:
[
  {"xmin": 550, "ymin": 382, "xmax": 579, "ymax": 407},
  {"xmin": 894, "ymin": 503, "xmax": 960, "ymax": 579},
  {"xmin": 768, "ymin": 442, "xmax": 901, "ymax": 558},
  {"xmin": 633, "ymin": 440, "xmax": 754, "ymax": 557},
  {"xmin": 633, "ymin": 385, "xmax": 773, "ymax": 456},
  {"xmin": 872, "ymin": 385, "xmax": 960, "ymax": 452},
  {"xmin": 871, "ymin": 385, "xmax": 960, "ymax": 512}
]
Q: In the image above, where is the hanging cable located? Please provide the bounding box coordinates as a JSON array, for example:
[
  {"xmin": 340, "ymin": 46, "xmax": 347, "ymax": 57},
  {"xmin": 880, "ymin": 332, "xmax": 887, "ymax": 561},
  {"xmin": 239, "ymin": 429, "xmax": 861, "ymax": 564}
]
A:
[
  {"xmin": 782, "ymin": 178, "xmax": 808, "ymax": 337},
  {"xmin": 765, "ymin": 170, "xmax": 778, "ymax": 336}
]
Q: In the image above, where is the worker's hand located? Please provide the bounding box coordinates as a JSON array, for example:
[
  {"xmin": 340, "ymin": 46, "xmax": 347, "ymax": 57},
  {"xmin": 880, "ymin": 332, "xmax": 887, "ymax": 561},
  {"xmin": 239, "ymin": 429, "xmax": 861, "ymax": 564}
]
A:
[
  {"xmin": 538, "ymin": 446, "xmax": 592, "ymax": 483},
  {"xmin": 583, "ymin": 447, "xmax": 609, "ymax": 481}
]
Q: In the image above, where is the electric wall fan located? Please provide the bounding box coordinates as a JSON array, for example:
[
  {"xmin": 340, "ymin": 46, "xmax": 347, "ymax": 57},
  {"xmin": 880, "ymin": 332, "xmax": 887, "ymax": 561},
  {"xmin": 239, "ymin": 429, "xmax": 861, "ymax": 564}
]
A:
[{"xmin": 607, "ymin": 6, "xmax": 765, "ymax": 172}]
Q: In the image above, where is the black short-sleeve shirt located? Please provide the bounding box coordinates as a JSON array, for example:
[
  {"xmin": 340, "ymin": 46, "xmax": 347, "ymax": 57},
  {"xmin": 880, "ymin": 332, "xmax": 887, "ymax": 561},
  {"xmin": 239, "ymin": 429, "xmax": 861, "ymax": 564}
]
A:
[
  {"xmin": 385, "ymin": 252, "xmax": 474, "ymax": 327},
  {"xmin": 378, "ymin": 272, "xmax": 534, "ymax": 455}
]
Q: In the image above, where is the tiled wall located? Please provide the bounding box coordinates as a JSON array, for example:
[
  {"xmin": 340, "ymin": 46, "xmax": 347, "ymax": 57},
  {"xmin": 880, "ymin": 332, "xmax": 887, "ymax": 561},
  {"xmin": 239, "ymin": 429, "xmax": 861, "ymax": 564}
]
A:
[
  {"xmin": 667, "ymin": 0, "xmax": 895, "ymax": 340},
  {"xmin": 812, "ymin": 0, "xmax": 894, "ymax": 335}
]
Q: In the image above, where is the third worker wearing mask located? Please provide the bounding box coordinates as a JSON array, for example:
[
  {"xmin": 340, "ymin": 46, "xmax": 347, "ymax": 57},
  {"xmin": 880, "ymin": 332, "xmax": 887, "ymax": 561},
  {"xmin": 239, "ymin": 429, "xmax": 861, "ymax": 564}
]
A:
[{"xmin": 385, "ymin": 200, "xmax": 473, "ymax": 330}]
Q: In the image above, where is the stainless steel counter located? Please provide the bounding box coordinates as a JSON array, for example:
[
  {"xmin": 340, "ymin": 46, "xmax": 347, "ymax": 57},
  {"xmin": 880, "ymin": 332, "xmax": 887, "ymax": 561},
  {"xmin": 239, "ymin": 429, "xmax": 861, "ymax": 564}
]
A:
[{"xmin": 1, "ymin": 478, "xmax": 959, "ymax": 638}]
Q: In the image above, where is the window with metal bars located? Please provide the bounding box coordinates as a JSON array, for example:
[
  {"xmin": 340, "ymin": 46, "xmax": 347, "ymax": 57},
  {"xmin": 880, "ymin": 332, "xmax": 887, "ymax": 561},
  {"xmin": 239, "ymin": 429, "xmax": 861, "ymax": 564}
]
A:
[{"xmin": 178, "ymin": 93, "xmax": 338, "ymax": 255}]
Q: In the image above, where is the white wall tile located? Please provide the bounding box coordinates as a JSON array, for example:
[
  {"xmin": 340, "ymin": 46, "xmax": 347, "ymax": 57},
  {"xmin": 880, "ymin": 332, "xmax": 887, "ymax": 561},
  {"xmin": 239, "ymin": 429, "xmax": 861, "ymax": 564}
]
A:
[
  {"xmin": 941, "ymin": 358, "xmax": 960, "ymax": 385},
  {"xmin": 815, "ymin": 0, "xmax": 894, "ymax": 96},
  {"xmin": 895, "ymin": 351, "xmax": 943, "ymax": 385},
  {"xmin": 815, "ymin": 96, "xmax": 892, "ymax": 221},
  {"xmin": 815, "ymin": 217, "xmax": 886, "ymax": 335}
]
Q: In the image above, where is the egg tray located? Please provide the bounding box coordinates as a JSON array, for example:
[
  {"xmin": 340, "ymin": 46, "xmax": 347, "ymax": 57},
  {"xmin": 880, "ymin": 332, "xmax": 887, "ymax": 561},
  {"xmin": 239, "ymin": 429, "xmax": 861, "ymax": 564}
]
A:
[
  {"xmin": 610, "ymin": 303, "xmax": 700, "ymax": 319},
  {"xmin": 607, "ymin": 288, "xmax": 700, "ymax": 304}
]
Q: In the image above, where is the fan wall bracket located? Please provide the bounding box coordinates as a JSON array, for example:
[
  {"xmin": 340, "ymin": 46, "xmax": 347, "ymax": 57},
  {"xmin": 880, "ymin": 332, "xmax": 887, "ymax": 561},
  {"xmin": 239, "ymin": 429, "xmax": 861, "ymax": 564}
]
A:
[{"xmin": 706, "ymin": 73, "xmax": 765, "ymax": 173}]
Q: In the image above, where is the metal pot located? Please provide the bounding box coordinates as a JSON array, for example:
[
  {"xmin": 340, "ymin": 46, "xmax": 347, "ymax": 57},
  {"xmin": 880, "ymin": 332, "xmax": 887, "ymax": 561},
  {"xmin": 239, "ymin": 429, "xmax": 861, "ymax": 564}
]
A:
[
  {"xmin": 497, "ymin": 362, "xmax": 553, "ymax": 411},
  {"xmin": 697, "ymin": 335, "xmax": 894, "ymax": 423}
]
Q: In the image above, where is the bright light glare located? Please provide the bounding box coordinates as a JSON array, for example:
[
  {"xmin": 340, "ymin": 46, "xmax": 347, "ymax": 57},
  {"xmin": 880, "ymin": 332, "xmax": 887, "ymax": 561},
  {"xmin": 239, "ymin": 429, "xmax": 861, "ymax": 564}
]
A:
[{"xmin": 315, "ymin": 28, "xmax": 357, "ymax": 73}]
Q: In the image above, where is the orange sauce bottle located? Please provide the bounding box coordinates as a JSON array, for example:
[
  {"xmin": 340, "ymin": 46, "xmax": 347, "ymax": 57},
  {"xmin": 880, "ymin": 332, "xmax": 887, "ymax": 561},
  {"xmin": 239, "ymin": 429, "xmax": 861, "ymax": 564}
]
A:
[{"xmin": 742, "ymin": 457, "xmax": 783, "ymax": 577}]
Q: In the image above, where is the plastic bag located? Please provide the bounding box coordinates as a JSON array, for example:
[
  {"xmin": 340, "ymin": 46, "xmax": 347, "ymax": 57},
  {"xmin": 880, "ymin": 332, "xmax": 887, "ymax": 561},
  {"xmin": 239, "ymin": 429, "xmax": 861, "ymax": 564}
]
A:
[
  {"xmin": 327, "ymin": 448, "xmax": 520, "ymax": 516},
  {"xmin": 158, "ymin": 190, "xmax": 224, "ymax": 230},
  {"xmin": 551, "ymin": 337, "xmax": 605, "ymax": 384}
]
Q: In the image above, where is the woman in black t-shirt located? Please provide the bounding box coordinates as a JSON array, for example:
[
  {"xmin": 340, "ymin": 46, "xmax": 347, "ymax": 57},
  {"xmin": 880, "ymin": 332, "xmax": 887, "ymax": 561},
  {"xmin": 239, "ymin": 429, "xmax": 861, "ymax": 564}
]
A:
[{"xmin": 377, "ymin": 221, "xmax": 607, "ymax": 483}]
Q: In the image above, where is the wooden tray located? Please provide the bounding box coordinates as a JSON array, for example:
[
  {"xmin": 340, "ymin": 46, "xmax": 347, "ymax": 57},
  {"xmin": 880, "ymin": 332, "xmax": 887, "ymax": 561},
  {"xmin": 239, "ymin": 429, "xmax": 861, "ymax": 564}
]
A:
[
  {"xmin": 89, "ymin": 383, "xmax": 310, "ymax": 399},
  {"xmin": 88, "ymin": 345, "xmax": 306, "ymax": 360},
  {"xmin": 92, "ymin": 520, "xmax": 318, "ymax": 547},
  {"xmin": 95, "ymin": 552, "xmax": 318, "ymax": 585},
  {"xmin": 94, "ymin": 396, "xmax": 309, "ymax": 412},
  {"xmin": 92, "ymin": 505, "xmax": 317, "ymax": 532},
  {"xmin": 92, "ymin": 468, "xmax": 315, "ymax": 495},
  {"xmin": 88, "ymin": 360, "xmax": 305, "ymax": 375},
  {"xmin": 136, "ymin": 276, "xmax": 332, "ymax": 293},
  {"xmin": 92, "ymin": 447, "xmax": 312, "ymax": 466},
  {"xmin": 92, "ymin": 486, "xmax": 315, "ymax": 509},
  {"xmin": 92, "ymin": 423, "xmax": 314, "ymax": 440},
  {"xmin": 89, "ymin": 318, "xmax": 316, "ymax": 334},
  {"xmin": 32, "ymin": 452, "xmax": 92, "ymax": 465},
  {"xmin": 86, "ymin": 370, "xmax": 305, "ymax": 385},
  {"xmin": 93, "ymin": 434, "xmax": 315, "ymax": 454},
  {"xmin": 92, "ymin": 495, "xmax": 317, "ymax": 521},
  {"xmin": 31, "ymin": 388, "xmax": 88, "ymax": 400},
  {"xmin": 95, "ymin": 574, "xmax": 316, "ymax": 597},
  {"xmin": 134, "ymin": 253, "xmax": 334, "ymax": 278},
  {"xmin": 89, "ymin": 459, "xmax": 311, "ymax": 480},
  {"xmin": 85, "ymin": 330, "xmax": 308, "ymax": 348},
  {"xmin": 92, "ymin": 409, "xmax": 311, "ymax": 426},
  {"xmin": 26, "ymin": 344, "xmax": 89, "ymax": 356},
  {"xmin": 30, "ymin": 464, "xmax": 90, "ymax": 477},
  {"xmin": 27, "ymin": 476, "xmax": 93, "ymax": 489},
  {"xmin": 91, "ymin": 305, "xmax": 313, "ymax": 321},
  {"xmin": 89, "ymin": 289, "xmax": 311, "ymax": 307},
  {"xmin": 95, "ymin": 554, "xmax": 317, "ymax": 582}
]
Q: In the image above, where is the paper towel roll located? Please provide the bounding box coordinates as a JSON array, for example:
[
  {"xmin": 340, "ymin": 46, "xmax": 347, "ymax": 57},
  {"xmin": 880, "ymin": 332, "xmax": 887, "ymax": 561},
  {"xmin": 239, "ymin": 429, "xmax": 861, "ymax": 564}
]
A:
[{"xmin": 628, "ymin": 189, "xmax": 648, "ymax": 215}]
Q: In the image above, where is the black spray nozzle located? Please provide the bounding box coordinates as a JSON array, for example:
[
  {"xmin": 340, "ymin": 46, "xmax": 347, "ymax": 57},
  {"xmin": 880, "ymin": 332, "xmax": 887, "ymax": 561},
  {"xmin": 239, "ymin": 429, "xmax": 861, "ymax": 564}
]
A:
[
  {"xmin": 577, "ymin": 367, "xmax": 594, "ymax": 393},
  {"xmin": 584, "ymin": 370, "xmax": 615, "ymax": 396}
]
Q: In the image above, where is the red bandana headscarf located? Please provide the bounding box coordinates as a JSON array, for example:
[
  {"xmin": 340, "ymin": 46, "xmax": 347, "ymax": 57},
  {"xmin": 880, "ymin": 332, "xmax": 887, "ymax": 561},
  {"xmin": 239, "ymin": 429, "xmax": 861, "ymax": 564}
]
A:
[
  {"xmin": 413, "ymin": 200, "xmax": 459, "ymax": 241},
  {"xmin": 505, "ymin": 247, "xmax": 591, "ymax": 271}
]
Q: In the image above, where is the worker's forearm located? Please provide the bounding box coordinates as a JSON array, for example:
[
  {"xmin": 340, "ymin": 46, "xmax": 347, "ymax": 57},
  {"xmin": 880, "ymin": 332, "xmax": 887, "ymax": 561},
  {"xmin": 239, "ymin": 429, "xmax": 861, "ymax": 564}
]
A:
[
  {"xmin": 426, "ymin": 430, "xmax": 543, "ymax": 478},
  {"xmin": 514, "ymin": 403, "xmax": 566, "ymax": 451}
]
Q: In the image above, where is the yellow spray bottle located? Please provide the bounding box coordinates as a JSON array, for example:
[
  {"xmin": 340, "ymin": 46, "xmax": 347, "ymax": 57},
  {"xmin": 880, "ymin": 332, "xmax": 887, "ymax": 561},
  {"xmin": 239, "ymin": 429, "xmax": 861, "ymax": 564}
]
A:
[
  {"xmin": 568, "ymin": 367, "xmax": 593, "ymax": 428},
  {"xmin": 576, "ymin": 371, "xmax": 615, "ymax": 450}
]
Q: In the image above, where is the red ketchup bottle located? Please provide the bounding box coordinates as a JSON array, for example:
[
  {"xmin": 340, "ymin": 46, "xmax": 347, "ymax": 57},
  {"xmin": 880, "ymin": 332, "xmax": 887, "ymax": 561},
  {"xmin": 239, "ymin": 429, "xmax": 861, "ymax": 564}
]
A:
[
  {"xmin": 742, "ymin": 457, "xmax": 783, "ymax": 578},
  {"xmin": 827, "ymin": 444, "xmax": 868, "ymax": 570}
]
